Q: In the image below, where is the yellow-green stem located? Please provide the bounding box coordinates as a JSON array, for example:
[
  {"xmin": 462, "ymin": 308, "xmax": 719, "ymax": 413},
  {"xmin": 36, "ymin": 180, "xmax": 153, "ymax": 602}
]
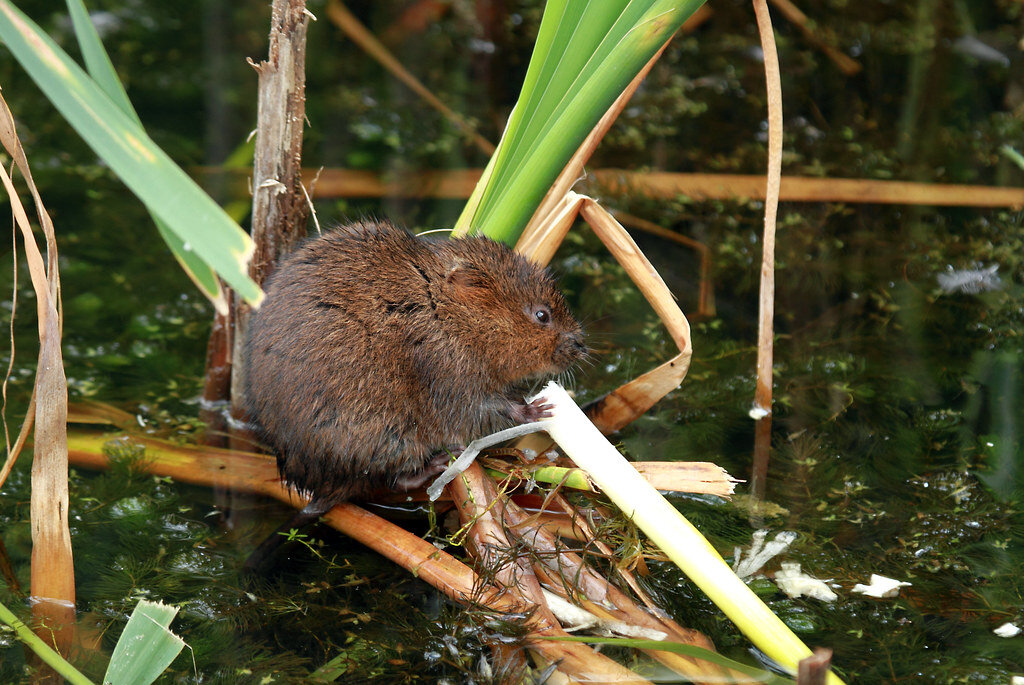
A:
[{"xmin": 535, "ymin": 382, "xmax": 844, "ymax": 684}]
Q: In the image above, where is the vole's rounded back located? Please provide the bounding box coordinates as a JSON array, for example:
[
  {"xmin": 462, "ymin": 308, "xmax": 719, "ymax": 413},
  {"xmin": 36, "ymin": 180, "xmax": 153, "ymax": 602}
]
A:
[{"xmin": 245, "ymin": 219, "xmax": 585, "ymax": 506}]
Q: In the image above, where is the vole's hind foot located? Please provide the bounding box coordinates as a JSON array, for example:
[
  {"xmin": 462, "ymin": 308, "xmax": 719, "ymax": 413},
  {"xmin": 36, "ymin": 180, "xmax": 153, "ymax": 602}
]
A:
[
  {"xmin": 510, "ymin": 397, "xmax": 553, "ymax": 423},
  {"xmin": 394, "ymin": 448, "xmax": 462, "ymax": 491},
  {"xmin": 242, "ymin": 497, "xmax": 336, "ymax": 574}
]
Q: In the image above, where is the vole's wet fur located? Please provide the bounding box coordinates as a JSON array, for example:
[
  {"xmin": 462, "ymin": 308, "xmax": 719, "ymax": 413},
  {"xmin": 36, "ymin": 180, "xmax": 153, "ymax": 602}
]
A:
[{"xmin": 244, "ymin": 220, "xmax": 585, "ymax": 565}]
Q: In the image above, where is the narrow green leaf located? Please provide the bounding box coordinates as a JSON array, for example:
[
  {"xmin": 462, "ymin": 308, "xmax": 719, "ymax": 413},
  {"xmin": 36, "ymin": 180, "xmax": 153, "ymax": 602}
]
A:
[
  {"xmin": 64, "ymin": 0, "xmax": 227, "ymax": 311},
  {"xmin": 451, "ymin": 148, "xmax": 496, "ymax": 235},
  {"xmin": 64, "ymin": 0, "xmax": 135, "ymax": 122},
  {"xmin": 0, "ymin": 1, "xmax": 261, "ymax": 307},
  {"xmin": 461, "ymin": 0, "xmax": 706, "ymax": 244},
  {"xmin": 1001, "ymin": 144, "xmax": 1024, "ymax": 171},
  {"xmin": 104, "ymin": 600, "xmax": 185, "ymax": 685},
  {"xmin": 543, "ymin": 635, "xmax": 794, "ymax": 684}
]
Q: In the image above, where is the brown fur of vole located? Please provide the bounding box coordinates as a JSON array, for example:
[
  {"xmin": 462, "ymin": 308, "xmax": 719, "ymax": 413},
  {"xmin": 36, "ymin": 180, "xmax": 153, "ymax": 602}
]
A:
[{"xmin": 245, "ymin": 219, "xmax": 585, "ymax": 514}]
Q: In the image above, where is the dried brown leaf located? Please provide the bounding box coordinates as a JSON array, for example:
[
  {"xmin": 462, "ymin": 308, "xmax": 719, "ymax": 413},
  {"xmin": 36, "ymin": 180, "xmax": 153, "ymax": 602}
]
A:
[{"xmin": 0, "ymin": 88, "xmax": 73, "ymax": 655}]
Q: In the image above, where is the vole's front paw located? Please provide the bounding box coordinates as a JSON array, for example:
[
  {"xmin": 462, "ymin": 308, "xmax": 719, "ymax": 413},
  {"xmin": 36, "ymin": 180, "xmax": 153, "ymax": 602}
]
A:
[{"xmin": 511, "ymin": 397, "xmax": 553, "ymax": 423}]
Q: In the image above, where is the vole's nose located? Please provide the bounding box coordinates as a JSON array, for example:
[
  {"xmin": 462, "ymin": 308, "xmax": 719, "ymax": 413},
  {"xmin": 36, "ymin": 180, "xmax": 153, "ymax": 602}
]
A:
[{"xmin": 564, "ymin": 333, "xmax": 588, "ymax": 361}]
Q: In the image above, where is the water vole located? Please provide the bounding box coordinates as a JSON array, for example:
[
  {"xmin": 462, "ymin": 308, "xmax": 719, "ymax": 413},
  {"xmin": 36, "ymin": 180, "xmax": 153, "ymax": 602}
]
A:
[{"xmin": 244, "ymin": 219, "xmax": 585, "ymax": 560}]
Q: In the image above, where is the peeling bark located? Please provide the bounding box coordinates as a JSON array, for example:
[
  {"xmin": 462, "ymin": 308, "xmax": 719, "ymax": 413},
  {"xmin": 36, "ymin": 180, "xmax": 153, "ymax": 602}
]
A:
[{"xmin": 201, "ymin": 0, "xmax": 310, "ymax": 425}]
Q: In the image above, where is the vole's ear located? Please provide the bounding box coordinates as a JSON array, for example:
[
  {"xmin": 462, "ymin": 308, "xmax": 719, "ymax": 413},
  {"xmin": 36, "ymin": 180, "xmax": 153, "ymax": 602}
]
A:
[{"xmin": 446, "ymin": 259, "xmax": 490, "ymax": 290}]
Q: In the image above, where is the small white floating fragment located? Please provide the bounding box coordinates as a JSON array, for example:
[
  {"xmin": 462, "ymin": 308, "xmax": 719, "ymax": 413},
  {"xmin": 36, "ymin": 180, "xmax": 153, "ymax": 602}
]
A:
[
  {"xmin": 733, "ymin": 529, "xmax": 797, "ymax": 579},
  {"xmin": 852, "ymin": 574, "xmax": 911, "ymax": 598},
  {"xmin": 748, "ymin": 405, "xmax": 770, "ymax": 420},
  {"xmin": 937, "ymin": 264, "xmax": 1002, "ymax": 294},
  {"xmin": 993, "ymin": 622, "xmax": 1021, "ymax": 638},
  {"xmin": 774, "ymin": 562, "xmax": 838, "ymax": 602}
]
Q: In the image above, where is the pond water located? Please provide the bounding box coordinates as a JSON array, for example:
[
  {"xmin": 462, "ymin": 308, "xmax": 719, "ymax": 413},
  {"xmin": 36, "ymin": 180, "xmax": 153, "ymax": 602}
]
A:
[{"xmin": 1, "ymin": 1, "xmax": 1023, "ymax": 682}]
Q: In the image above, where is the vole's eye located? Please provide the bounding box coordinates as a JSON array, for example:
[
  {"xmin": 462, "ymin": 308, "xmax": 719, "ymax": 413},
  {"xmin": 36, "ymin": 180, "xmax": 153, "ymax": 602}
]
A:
[{"xmin": 529, "ymin": 305, "xmax": 551, "ymax": 326}]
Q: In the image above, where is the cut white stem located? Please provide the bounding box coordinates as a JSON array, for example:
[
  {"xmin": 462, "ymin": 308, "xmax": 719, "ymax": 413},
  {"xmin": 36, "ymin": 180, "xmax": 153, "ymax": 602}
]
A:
[{"xmin": 531, "ymin": 381, "xmax": 844, "ymax": 684}]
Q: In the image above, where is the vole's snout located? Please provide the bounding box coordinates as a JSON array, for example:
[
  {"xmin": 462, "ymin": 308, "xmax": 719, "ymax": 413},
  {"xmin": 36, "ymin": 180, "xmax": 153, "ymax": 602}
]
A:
[
  {"xmin": 567, "ymin": 333, "xmax": 587, "ymax": 357},
  {"xmin": 553, "ymin": 331, "xmax": 588, "ymax": 370}
]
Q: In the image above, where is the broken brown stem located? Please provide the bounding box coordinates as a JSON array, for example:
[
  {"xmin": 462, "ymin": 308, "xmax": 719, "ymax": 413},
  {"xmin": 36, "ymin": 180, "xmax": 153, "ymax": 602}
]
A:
[
  {"xmin": 500, "ymin": 492, "xmax": 739, "ymax": 683},
  {"xmin": 450, "ymin": 462, "xmax": 657, "ymax": 683},
  {"xmin": 226, "ymin": 0, "xmax": 311, "ymax": 420},
  {"xmin": 578, "ymin": 200, "xmax": 692, "ymax": 433}
]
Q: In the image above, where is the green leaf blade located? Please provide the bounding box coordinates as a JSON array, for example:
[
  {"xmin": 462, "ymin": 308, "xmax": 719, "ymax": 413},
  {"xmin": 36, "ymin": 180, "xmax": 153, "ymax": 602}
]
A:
[
  {"xmin": 464, "ymin": 0, "xmax": 706, "ymax": 244},
  {"xmin": 65, "ymin": 0, "xmax": 228, "ymax": 309},
  {"xmin": 0, "ymin": 1, "xmax": 261, "ymax": 308},
  {"xmin": 104, "ymin": 600, "xmax": 185, "ymax": 685},
  {"xmin": 64, "ymin": 0, "xmax": 137, "ymax": 124}
]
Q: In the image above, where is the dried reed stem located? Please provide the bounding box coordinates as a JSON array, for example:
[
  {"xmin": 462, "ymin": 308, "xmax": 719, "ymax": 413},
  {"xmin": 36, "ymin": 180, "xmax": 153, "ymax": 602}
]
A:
[{"xmin": 751, "ymin": 0, "xmax": 783, "ymax": 498}]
